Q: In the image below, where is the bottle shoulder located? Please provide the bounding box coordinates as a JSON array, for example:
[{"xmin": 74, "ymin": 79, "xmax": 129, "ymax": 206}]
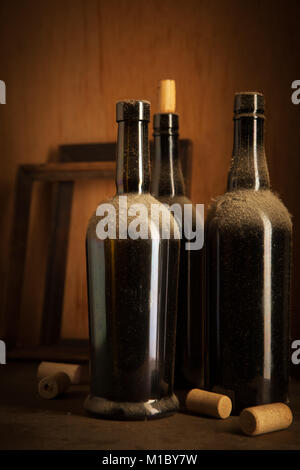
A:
[
  {"xmin": 206, "ymin": 189, "xmax": 292, "ymax": 233},
  {"xmin": 87, "ymin": 192, "xmax": 181, "ymax": 240}
]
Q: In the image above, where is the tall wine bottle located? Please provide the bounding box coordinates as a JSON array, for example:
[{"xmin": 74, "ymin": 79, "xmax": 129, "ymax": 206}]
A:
[
  {"xmin": 84, "ymin": 100, "xmax": 180, "ymax": 419},
  {"xmin": 205, "ymin": 92, "xmax": 292, "ymax": 413},
  {"xmin": 151, "ymin": 80, "xmax": 204, "ymax": 389}
]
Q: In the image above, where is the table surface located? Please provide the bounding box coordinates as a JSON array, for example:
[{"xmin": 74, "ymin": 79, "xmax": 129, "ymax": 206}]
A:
[{"xmin": 0, "ymin": 361, "xmax": 299, "ymax": 450}]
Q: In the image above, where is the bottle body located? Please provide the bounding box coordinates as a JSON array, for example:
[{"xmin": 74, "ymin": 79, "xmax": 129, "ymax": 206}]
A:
[
  {"xmin": 205, "ymin": 93, "xmax": 292, "ymax": 413},
  {"xmin": 151, "ymin": 113, "xmax": 204, "ymax": 390},
  {"xmin": 206, "ymin": 190, "xmax": 292, "ymax": 413},
  {"xmin": 85, "ymin": 101, "xmax": 180, "ymax": 419}
]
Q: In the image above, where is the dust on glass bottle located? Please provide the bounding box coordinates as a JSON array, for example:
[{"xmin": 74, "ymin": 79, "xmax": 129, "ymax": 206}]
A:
[
  {"xmin": 205, "ymin": 92, "xmax": 292, "ymax": 414},
  {"xmin": 84, "ymin": 100, "xmax": 180, "ymax": 419},
  {"xmin": 151, "ymin": 80, "xmax": 204, "ymax": 390}
]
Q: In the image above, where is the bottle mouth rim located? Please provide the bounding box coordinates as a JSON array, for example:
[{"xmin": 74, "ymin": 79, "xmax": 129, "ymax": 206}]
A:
[
  {"xmin": 116, "ymin": 100, "xmax": 150, "ymax": 122},
  {"xmin": 153, "ymin": 112, "xmax": 179, "ymax": 131},
  {"xmin": 234, "ymin": 92, "xmax": 265, "ymax": 115},
  {"xmin": 234, "ymin": 91, "xmax": 263, "ymax": 96}
]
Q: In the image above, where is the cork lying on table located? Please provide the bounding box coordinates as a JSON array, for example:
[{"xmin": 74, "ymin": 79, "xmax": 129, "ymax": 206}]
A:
[
  {"xmin": 37, "ymin": 361, "xmax": 88, "ymax": 384},
  {"xmin": 240, "ymin": 403, "xmax": 293, "ymax": 436},
  {"xmin": 38, "ymin": 372, "xmax": 71, "ymax": 399},
  {"xmin": 186, "ymin": 389, "xmax": 232, "ymax": 419}
]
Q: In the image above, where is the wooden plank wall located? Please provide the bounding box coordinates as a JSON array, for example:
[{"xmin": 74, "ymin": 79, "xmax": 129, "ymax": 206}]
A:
[{"xmin": 0, "ymin": 0, "xmax": 299, "ymax": 342}]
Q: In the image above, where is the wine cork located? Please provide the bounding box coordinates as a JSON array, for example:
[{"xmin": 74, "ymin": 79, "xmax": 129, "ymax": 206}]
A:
[
  {"xmin": 240, "ymin": 403, "xmax": 293, "ymax": 436},
  {"xmin": 186, "ymin": 388, "xmax": 232, "ymax": 419},
  {"xmin": 158, "ymin": 79, "xmax": 176, "ymax": 113},
  {"xmin": 37, "ymin": 361, "xmax": 88, "ymax": 384},
  {"xmin": 38, "ymin": 372, "xmax": 71, "ymax": 399}
]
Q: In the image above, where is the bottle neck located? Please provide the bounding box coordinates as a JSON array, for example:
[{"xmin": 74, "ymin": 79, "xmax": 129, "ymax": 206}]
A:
[
  {"xmin": 116, "ymin": 120, "xmax": 150, "ymax": 194},
  {"xmin": 151, "ymin": 122, "xmax": 185, "ymax": 198},
  {"xmin": 227, "ymin": 116, "xmax": 270, "ymax": 191}
]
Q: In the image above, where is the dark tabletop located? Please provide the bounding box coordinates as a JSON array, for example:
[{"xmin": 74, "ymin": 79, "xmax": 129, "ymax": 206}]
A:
[{"xmin": 0, "ymin": 361, "xmax": 299, "ymax": 450}]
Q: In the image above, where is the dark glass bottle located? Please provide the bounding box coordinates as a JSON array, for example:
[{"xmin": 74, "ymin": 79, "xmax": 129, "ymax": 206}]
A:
[
  {"xmin": 205, "ymin": 92, "xmax": 292, "ymax": 414},
  {"xmin": 84, "ymin": 100, "xmax": 180, "ymax": 419},
  {"xmin": 151, "ymin": 112, "xmax": 204, "ymax": 390}
]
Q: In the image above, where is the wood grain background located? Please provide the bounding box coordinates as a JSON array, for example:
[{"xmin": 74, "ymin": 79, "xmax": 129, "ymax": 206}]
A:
[{"xmin": 0, "ymin": 0, "xmax": 299, "ymax": 343}]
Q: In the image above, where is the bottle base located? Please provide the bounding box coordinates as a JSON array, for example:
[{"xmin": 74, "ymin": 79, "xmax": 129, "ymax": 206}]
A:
[{"xmin": 84, "ymin": 393, "xmax": 179, "ymax": 420}]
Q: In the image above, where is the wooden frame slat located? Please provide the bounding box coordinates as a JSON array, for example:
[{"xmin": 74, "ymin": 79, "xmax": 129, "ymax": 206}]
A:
[
  {"xmin": 4, "ymin": 167, "xmax": 34, "ymax": 347},
  {"xmin": 21, "ymin": 161, "xmax": 115, "ymax": 181},
  {"xmin": 40, "ymin": 182, "xmax": 74, "ymax": 345}
]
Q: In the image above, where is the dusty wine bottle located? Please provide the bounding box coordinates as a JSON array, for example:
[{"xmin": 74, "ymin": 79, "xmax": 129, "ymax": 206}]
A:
[
  {"xmin": 151, "ymin": 80, "xmax": 204, "ymax": 389},
  {"xmin": 84, "ymin": 100, "xmax": 180, "ymax": 419},
  {"xmin": 205, "ymin": 92, "xmax": 292, "ymax": 414}
]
